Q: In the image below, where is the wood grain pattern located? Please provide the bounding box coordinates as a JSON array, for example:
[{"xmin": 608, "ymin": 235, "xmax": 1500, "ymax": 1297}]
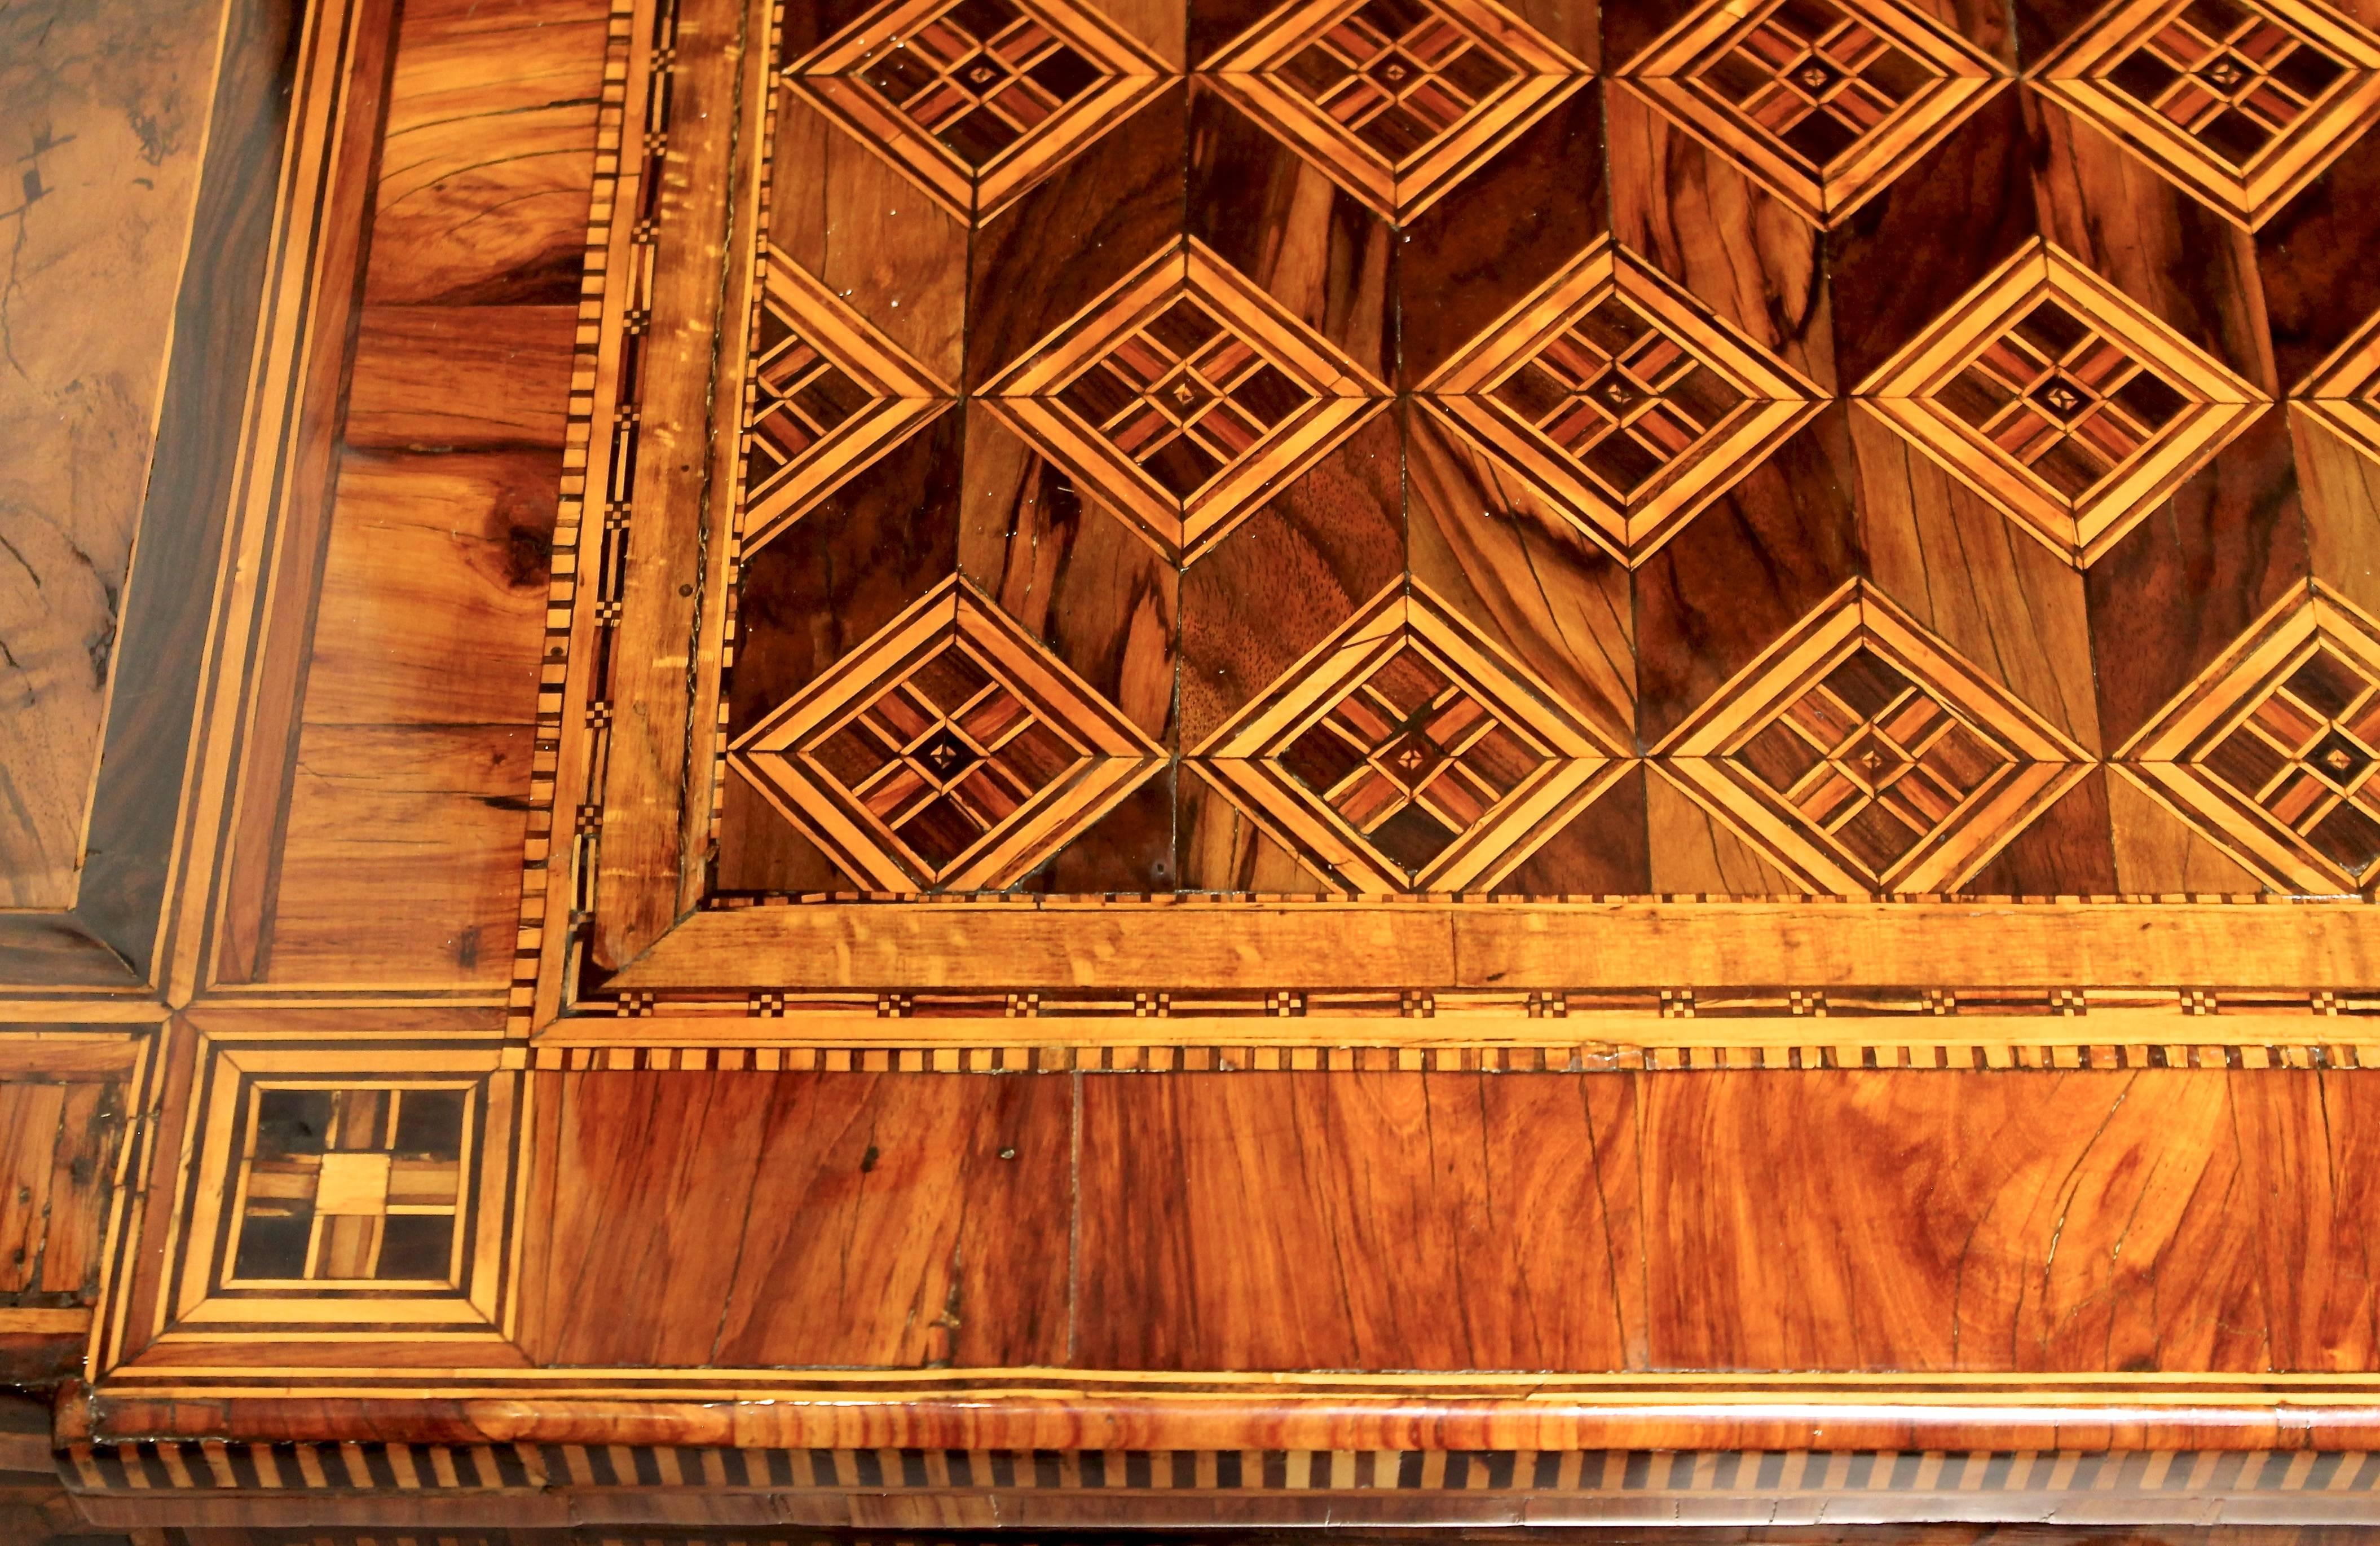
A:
[
  {"xmin": 0, "ymin": 0, "xmax": 233, "ymax": 907},
  {"xmin": 30, "ymin": 0, "xmax": 2380, "ymax": 1516},
  {"xmin": 1077, "ymin": 1067, "xmax": 2380, "ymax": 1375},
  {"xmin": 518, "ymin": 1069, "xmax": 1071, "ymax": 1367},
  {"xmin": 209, "ymin": 0, "xmax": 606, "ymax": 987}
]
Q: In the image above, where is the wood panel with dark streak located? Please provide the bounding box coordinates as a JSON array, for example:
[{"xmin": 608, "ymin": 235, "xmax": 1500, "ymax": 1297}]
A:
[
  {"xmin": 1077, "ymin": 1068, "xmax": 2380, "ymax": 1375},
  {"xmin": 517, "ymin": 1070, "xmax": 1073, "ymax": 1368}
]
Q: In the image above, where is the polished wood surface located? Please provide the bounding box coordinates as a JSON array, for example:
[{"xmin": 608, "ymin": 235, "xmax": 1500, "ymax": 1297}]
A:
[{"xmin": 11, "ymin": 0, "xmax": 2380, "ymax": 1529}]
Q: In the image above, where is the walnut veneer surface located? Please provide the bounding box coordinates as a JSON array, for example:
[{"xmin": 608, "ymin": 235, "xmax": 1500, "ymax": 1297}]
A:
[{"xmin": 11, "ymin": 0, "xmax": 2380, "ymax": 1529}]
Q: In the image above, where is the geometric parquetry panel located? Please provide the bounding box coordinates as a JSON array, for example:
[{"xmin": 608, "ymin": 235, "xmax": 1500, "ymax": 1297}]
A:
[
  {"xmin": 2035, "ymin": 0, "xmax": 2380, "ymax": 228},
  {"xmin": 1193, "ymin": 582, "xmax": 1630, "ymax": 894},
  {"xmin": 729, "ymin": 578, "xmax": 1165, "ymax": 893},
  {"xmin": 2294, "ymin": 306, "xmax": 2380, "ymax": 465},
  {"xmin": 162, "ymin": 1038, "xmax": 519, "ymax": 1337},
  {"xmin": 741, "ymin": 246, "xmax": 953, "ymax": 554},
  {"xmin": 1420, "ymin": 236, "xmax": 1825, "ymax": 566},
  {"xmin": 2118, "ymin": 584, "xmax": 2380, "ymax": 894},
  {"xmin": 1857, "ymin": 240, "xmax": 2266, "ymax": 567},
  {"xmin": 983, "ymin": 240, "xmax": 1389, "ymax": 561},
  {"xmin": 1204, "ymin": 0, "xmax": 1590, "ymax": 219},
  {"xmin": 786, "ymin": 0, "xmax": 1170, "ymax": 222},
  {"xmin": 1655, "ymin": 581, "xmax": 2093, "ymax": 895},
  {"xmin": 1617, "ymin": 0, "xmax": 2004, "ymax": 226}
]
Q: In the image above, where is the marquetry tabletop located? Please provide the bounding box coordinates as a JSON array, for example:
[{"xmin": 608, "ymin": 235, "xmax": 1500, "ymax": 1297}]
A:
[{"xmin": 9, "ymin": 0, "xmax": 2380, "ymax": 1531}]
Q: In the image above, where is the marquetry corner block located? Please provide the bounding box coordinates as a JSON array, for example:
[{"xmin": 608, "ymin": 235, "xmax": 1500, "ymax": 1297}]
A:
[{"xmin": 123, "ymin": 1025, "xmax": 525, "ymax": 1354}]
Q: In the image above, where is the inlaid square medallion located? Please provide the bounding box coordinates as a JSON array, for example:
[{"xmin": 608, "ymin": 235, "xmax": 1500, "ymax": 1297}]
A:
[
  {"xmin": 1194, "ymin": 584, "xmax": 1630, "ymax": 893},
  {"xmin": 740, "ymin": 247, "xmax": 954, "ymax": 553},
  {"xmin": 2293, "ymin": 307, "xmax": 2380, "ymax": 466},
  {"xmin": 729, "ymin": 579, "xmax": 1165, "ymax": 893},
  {"xmin": 2034, "ymin": 0, "xmax": 2380, "ymax": 227},
  {"xmin": 1857, "ymin": 241, "xmax": 2266, "ymax": 566},
  {"xmin": 160, "ymin": 1036, "xmax": 521, "ymax": 1338},
  {"xmin": 1655, "ymin": 582, "xmax": 2092, "ymax": 894},
  {"xmin": 1420, "ymin": 236, "xmax": 1824, "ymax": 564},
  {"xmin": 787, "ymin": 0, "xmax": 1171, "ymax": 220},
  {"xmin": 982, "ymin": 241, "xmax": 1389, "ymax": 559},
  {"xmin": 1203, "ymin": 0, "xmax": 1589, "ymax": 218},
  {"xmin": 1617, "ymin": 0, "xmax": 2005, "ymax": 226},
  {"xmin": 2120, "ymin": 585, "xmax": 2380, "ymax": 893}
]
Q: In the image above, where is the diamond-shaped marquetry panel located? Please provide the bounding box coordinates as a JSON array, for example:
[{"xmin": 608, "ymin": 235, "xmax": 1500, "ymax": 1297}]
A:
[
  {"xmin": 1205, "ymin": 0, "xmax": 1589, "ymax": 218},
  {"xmin": 2295, "ymin": 307, "xmax": 2380, "ymax": 466},
  {"xmin": 2036, "ymin": 0, "xmax": 2380, "ymax": 227},
  {"xmin": 730, "ymin": 580, "xmax": 1163, "ymax": 892},
  {"xmin": 1858, "ymin": 241, "xmax": 2264, "ymax": 566},
  {"xmin": 1195, "ymin": 585, "xmax": 1628, "ymax": 893},
  {"xmin": 787, "ymin": 0, "xmax": 1169, "ymax": 221},
  {"xmin": 985, "ymin": 242, "xmax": 1388, "ymax": 559},
  {"xmin": 1422, "ymin": 237, "xmax": 1824, "ymax": 564},
  {"xmin": 1656, "ymin": 583, "xmax": 2091, "ymax": 894},
  {"xmin": 1619, "ymin": 0, "xmax": 2004, "ymax": 226},
  {"xmin": 741, "ymin": 247, "xmax": 952, "ymax": 553},
  {"xmin": 166, "ymin": 1040, "xmax": 518, "ymax": 1336},
  {"xmin": 2121, "ymin": 587, "xmax": 2380, "ymax": 893}
]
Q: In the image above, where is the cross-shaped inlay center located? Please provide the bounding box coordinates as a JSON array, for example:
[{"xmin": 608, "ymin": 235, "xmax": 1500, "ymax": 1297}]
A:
[
  {"xmin": 1490, "ymin": 294, "xmax": 1748, "ymax": 501},
  {"xmin": 1277, "ymin": 641, "xmax": 1551, "ymax": 876},
  {"xmin": 2193, "ymin": 641, "xmax": 2380, "ymax": 874},
  {"xmin": 2199, "ymin": 52, "xmax": 2250, "ymax": 87},
  {"xmin": 1938, "ymin": 297, "xmax": 2191, "ymax": 501},
  {"xmin": 916, "ymin": 725, "xmax": 982, "ymax": 782},
  {"xmin": 1055, "ymin": 295, "xmax": 1317, "ymax": 500},
  {"xmin": 2099, "ymin": 0, "xmax": 2354, "ymax": 168},
  {"xmin": 841, "ymin": 0, "xmax": 1116, "ymax": 173}
]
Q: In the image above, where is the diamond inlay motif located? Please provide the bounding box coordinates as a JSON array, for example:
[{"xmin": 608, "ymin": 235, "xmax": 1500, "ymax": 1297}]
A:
[
  {"xmin": 1619, "ymin": 0, "xmax": 2004, "ymax": 226},
  {"xmin": 1422, "ymin": 237, "xmax": 1823, "ymax": 565},
  {"xmin": 1205, "ymin": 0, "xmax": 1589, "ymax": 218},
  {"xmin": 2293, "ymin": 306, "xmax": 2380, "ymax": 467},
  {"xmin": 788, "ymin": 0, "xmax": 1169, "ymax": 220},
  {"xmin": 2035, "ymin": 0, "xmax": 2380, "ymax": 227},
  {"xmin": 985, "ymin": 242, "xmax": 1387, "ymax": 559},
  {"xmin": 730, "ymin": 580, "xmax": 1163, "ymax": 892},
  {"xmin": 1655, "ymin": 582, "xmax": 2091, "ymax": 894},
  {"xmin": 1195, "ymin": 585, "xmax": 1628, "ymax": 893},
  {"xmin": 741, "ymin": 248, "xmax": 952, "ymax": 554},
  {"xmin": 1857, "ymin": 241, "xmax": 2265, "ymax": 566},
  {"xmin": 2120, "ymin": 586, "xmax": 2380, "ymax": 893}
]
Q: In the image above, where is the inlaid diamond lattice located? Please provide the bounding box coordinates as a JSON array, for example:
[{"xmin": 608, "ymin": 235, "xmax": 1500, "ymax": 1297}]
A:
[
  {"xmin": 1204, "ymin": 0, "xmax": 1589, "ymax": 218},
  {"xmin": 1655, "ymin": 582, "xmax": 2092, "ymax": 894},
  {"xmin": 984, "ymin": 241, "xmax": 1387, "ymax": 559},
  {"xmin": 729, "ymin": 579, "xmax": 1163, "ymax": 892},
  {"xmin": 741, "ymin": 246, "xmax": 951, "ymax": 554},
  {"xmin": 2120, "ymin": 585, "xmax": 2380, "ymax": 893},
  {"xmin": 1617, "ymin": 0, "xmax": 2005, "ymax": 226},
  {"xmin": 787, "ymin": 0, "xmax": 1169, "ymax": 221},
  {"xmin": 1857, "ymin": 240, "xmax": 2265, "ymax": 567},
  {"xmin": 1193, "ymin": 584, "xmax": 1629, "ymax": 893},
  {"xmin": 2034, "ymin": 0, "xmax": 2380, "ymax": 227},
  {"xmin": 1421, "ymin": 236, "xmax": 1823, "ymax": 566}
]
